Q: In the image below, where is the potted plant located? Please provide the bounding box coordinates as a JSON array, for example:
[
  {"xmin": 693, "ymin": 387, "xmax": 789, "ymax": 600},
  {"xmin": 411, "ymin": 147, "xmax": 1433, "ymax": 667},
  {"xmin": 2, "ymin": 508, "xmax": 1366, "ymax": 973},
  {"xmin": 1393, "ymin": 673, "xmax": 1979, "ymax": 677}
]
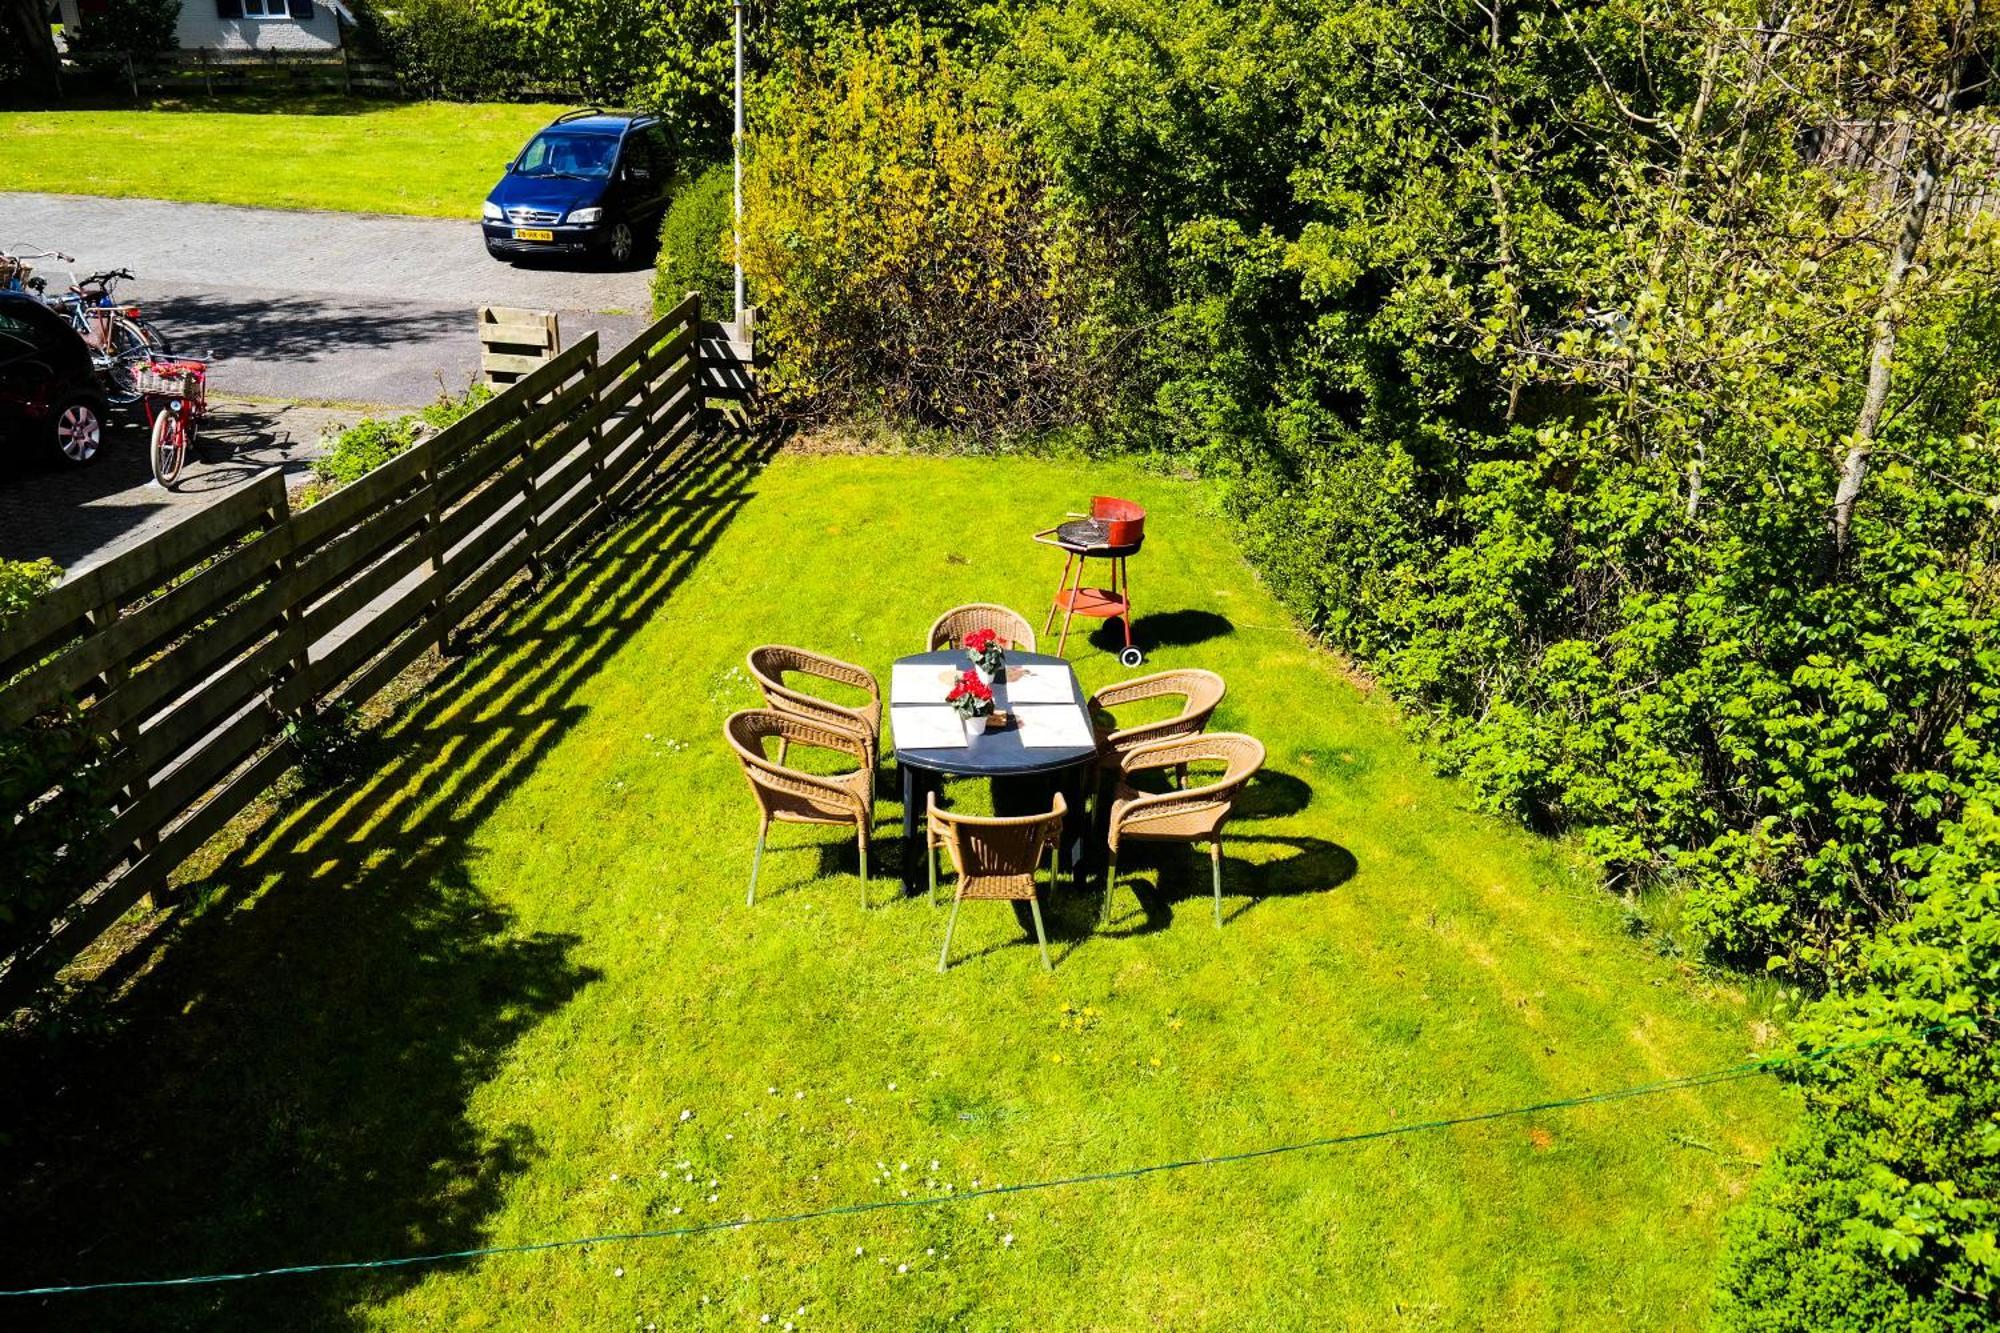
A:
[
  {"xmin": 963, "ymin": 627, "xmax": 1006, "ymax": 684},
  {"xmin": 947, "ymin": 668, "xmax": 999, "ymax": 732}
]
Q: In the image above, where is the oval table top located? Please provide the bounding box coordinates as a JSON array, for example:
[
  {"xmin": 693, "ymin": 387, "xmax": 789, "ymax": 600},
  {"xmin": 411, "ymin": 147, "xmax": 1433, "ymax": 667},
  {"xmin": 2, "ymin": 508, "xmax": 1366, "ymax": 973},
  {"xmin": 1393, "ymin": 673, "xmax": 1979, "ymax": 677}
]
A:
[{"xmin": 890, "ymin": 649, "xmax": 1099, "ymax": 777}]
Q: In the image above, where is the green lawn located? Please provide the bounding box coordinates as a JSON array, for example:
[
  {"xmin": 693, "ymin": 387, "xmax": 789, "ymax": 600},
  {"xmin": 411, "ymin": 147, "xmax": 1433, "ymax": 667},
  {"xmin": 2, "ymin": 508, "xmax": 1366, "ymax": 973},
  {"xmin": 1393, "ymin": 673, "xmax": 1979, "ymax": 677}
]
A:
[
  {"xmin": 0, "ymin": 445, "xmax": 1788, "ymax": 1329},
  {"xmin": 0, "ymin": 100, "xmax": 575, "ymax": 216}
]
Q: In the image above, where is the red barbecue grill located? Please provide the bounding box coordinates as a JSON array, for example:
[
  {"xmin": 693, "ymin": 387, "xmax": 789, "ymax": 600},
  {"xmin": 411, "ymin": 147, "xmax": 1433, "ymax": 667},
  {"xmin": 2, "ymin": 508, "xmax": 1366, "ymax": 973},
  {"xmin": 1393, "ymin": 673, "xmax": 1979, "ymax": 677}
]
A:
[{"xmin": 1034, "ymin": 496, "xmax": 1147, "ymax": 666}]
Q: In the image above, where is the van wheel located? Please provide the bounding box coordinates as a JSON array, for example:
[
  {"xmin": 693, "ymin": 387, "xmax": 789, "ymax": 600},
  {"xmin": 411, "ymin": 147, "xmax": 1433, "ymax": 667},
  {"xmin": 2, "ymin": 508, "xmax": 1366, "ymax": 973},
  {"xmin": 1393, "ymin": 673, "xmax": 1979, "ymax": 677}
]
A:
[
  {"xmin": 51, "ymin": 396, "xmax": 104, "ymax": 466},
  {"xmin": 604, "ymin": 221, "xmax": 635, "ymax": 267}
]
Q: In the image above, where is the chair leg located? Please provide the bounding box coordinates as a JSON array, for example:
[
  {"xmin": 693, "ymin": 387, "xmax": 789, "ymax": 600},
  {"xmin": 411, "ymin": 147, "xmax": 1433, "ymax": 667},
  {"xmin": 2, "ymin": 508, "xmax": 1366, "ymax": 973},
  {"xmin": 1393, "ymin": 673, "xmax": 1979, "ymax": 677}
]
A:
[
  {"xmin": 859, "ymin": 834, "xmax": 870, "ymax": 910},
  {"xmin": 937, "ymin": 895, "xmax": 963, "ymax": 972},
  {"xmin": 1211, "ymin": 838, "xmax": 1223, "ymax": 928},
  {"xmin": 1029, "ymin": 895, "xmax": 1052, "ymax": 972},
  {"xmin": 777, "ymin": 736, "xmax": 790, "ymax": 766},
  {"xmin": 1101, "ymin": 854, "xmax": 1118, "ymax": 927},
  {"xmin": 928, "ymin": 841, "xmax": 939, "ymax": 907},
  {"xmin": 747, "ymin": 821, "xmax": 769, "ymax": 906}
]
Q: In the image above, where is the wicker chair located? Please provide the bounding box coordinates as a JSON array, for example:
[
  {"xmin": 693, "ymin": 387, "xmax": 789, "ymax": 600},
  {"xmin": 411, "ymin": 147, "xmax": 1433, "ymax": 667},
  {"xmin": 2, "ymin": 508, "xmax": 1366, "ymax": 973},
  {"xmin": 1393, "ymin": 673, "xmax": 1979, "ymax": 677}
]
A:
[
  {"xmin": 1104, "ymin": 733, "xmax": 1265, "ymax": 929},
  {"xmin": 746, "ymin": 645, "xmax": 882, "ymax": 780},
  {"xmin": 927, "ymin": 604, "xmax": 1037, "ymax": 654},
  {"xmin": 1088, "ymin": 669, "xmax": 1226, "ymax": 773},
  {"xmin": 930, "ymin": 791, "xmax": 1067, "ymax": 972},
  {"xmin": 724, "ymin": 709, "xmax": 874, "ymax": 909}
]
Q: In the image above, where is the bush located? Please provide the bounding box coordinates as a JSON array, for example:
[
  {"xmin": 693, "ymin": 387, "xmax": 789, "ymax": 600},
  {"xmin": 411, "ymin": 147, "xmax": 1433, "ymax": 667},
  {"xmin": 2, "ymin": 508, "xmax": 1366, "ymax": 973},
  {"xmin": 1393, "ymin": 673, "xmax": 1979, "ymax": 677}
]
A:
[
  {"xmin": 0, "ymin": 557, "xmax": 59, "ymax": 632},
  {"xmin": 64, "ymin": 0, "xmax": 180, "ymax": 55},
  {"xmin": 741, "ymin": 20, "xmax": 1113, "ymax": 433},
  {"xmin": 652, "ymin": 162, "xmax": 735, "ymax": 319},
  {"xmin": 1715, "ymin": 798, "xmax": 2000, "ymax": 1329},
  {"xmin": 315, "ymin": 387, "xmax": 490, "ymax": 494},
  {"xmin": 363, "ymin": 0, "xmax": 526, "ymax": 102}
]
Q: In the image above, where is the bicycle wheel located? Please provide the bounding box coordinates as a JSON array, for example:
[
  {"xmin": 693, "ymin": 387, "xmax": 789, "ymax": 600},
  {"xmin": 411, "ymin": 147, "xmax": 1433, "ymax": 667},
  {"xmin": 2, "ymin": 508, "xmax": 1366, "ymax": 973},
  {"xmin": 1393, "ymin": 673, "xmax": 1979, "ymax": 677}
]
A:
[
  {"xmin": 151, "ymin": 408, "xmax": 187, "ymax": 488},
  {"xmin": 135, "ymin": 319, "xmax": 172, "ymax": 354}
]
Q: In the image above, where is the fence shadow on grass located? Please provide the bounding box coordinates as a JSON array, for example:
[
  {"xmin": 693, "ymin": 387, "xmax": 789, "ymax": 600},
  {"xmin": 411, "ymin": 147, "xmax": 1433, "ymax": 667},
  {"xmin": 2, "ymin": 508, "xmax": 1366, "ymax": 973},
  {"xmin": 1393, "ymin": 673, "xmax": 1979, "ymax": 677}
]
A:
[{"xmin": 0, "ymin": 422, "xmax": 784, "ymax": 1331}]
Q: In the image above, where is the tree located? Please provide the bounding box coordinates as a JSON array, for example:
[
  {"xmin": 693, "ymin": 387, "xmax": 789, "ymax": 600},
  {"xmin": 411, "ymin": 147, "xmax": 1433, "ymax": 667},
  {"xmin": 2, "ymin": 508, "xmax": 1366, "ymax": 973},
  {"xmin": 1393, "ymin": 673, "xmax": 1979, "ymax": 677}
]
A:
[{"xmin": 0, "ymin": 0, "xmax": 62, "ymax": 102}]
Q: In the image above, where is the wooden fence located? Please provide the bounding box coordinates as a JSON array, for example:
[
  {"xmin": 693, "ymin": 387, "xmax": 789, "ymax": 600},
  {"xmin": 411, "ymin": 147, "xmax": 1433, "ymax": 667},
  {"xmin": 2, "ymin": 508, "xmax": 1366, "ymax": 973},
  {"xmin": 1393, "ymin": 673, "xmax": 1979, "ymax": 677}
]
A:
[
  {"xmin": 0, "ymin": 293, "xmax": 749, "ymax": 1010},
  {"xmin": 57, "ymin": 47, "xmax": 401, "ymax": 99}
]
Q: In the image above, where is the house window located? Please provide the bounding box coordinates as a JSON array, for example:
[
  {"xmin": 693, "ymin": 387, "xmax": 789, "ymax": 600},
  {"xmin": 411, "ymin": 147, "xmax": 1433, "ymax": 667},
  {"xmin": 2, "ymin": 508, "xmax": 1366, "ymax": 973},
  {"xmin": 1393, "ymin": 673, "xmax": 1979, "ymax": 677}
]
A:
[{"xmin": 241, "ymin": 0, "xmax": 291, "ymax": 15}]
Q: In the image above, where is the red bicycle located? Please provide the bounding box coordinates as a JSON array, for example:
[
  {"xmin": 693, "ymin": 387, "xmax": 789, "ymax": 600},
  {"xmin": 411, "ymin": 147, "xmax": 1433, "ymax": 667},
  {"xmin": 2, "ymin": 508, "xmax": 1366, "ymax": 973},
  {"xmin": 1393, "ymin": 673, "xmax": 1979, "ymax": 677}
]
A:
[{"xmin": 136, "ymin": 357, "xmax": 208, "ymax": 488}]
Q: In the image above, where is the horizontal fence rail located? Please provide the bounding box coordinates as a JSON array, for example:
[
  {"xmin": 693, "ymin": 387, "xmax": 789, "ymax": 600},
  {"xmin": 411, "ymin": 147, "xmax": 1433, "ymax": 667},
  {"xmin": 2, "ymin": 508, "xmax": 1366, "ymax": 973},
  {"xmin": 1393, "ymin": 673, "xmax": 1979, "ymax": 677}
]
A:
[
  {"xmin": 0, "ymin": 295, "xmax": 752, "ymax": 1010},
  {"xmin": 58, "ymin": 47, "xmax": 402, "ymax": 98}
]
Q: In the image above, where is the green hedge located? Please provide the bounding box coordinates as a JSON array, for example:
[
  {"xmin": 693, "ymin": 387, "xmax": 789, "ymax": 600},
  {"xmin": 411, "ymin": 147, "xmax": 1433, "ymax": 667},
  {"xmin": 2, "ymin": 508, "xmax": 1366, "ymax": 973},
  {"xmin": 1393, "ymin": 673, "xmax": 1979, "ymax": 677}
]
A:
[{"xmin": 651, "ymin": 162, "xmax": 735, "ymax": 320}]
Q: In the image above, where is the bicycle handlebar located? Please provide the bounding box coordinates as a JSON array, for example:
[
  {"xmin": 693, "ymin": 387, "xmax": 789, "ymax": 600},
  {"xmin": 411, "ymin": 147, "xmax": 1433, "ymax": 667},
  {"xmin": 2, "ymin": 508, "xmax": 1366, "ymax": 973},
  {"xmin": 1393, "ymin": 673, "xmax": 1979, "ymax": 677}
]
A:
[
  {"xmin": 2, "ymin": 243, "xmax": 74, "ymax": 264},
  {"xmin": 79, "ymin": 268, "xmax": 136, "ymax": 288}
]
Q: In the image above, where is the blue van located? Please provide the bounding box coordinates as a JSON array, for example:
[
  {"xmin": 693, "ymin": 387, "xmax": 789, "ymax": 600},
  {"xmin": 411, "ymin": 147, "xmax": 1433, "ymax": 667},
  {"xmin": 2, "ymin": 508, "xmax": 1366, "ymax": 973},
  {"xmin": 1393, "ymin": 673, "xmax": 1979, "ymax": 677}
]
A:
[{"xmin": 482, "ymin": 110, "xmax": 677, "ymax": 268}]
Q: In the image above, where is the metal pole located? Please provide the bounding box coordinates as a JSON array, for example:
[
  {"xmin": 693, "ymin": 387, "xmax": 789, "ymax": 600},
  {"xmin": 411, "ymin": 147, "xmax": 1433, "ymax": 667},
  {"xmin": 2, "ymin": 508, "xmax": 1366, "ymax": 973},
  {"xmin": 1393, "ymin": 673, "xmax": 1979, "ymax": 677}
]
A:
[{"xmin": 732, "ymin": 0, "xmax": 746, "ymax": 328}]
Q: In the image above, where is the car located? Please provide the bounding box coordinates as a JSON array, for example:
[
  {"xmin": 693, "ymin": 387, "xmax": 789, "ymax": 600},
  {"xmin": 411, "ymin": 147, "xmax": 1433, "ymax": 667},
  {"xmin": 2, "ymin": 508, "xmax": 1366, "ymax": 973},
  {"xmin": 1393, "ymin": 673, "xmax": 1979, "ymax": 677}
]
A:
[
  {"xmin": 0, "ymin": 291, "xmax": 109, "ymax": 467},
  {"xmin": 482, "ymin": 109, "xmax": 677, "ymax": 268}
]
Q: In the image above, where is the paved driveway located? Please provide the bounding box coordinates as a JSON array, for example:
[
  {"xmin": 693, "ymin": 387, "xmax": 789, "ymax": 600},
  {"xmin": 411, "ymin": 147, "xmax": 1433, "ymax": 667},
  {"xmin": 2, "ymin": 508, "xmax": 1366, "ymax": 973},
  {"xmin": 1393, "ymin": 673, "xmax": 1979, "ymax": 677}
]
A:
[
  {"xmin": 0, "ymin": 192, "xmax": 662, "ymax": 573},
  {"xmin": 0, "ymin": 192, "xmax": 654, "ymax": 404}
]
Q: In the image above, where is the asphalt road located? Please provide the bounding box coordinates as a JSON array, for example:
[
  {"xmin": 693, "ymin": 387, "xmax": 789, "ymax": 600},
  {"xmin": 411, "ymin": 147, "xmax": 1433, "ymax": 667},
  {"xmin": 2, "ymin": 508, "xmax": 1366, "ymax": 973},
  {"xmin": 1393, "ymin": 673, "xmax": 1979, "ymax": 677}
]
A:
[{"xmin": 0, "ymin": 192, "xmax": 654, "ymax": 404}]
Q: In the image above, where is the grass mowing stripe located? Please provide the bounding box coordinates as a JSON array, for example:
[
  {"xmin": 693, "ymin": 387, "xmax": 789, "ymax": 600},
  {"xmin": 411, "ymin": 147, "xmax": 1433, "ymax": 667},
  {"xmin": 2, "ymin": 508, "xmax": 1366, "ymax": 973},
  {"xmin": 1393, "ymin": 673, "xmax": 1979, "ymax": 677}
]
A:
[{"xmin": 1, "ymin": 1023, "xmax": 1953, "ymax": 1300}]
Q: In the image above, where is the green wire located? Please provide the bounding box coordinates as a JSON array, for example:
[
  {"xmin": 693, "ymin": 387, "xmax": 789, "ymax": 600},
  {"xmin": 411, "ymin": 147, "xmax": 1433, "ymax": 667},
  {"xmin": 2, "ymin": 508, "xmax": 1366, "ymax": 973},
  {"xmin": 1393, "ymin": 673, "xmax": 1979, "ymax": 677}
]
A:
[{"xmin": 0, "ymin": 1021, "xmax": 1963, "ymax": 1299}]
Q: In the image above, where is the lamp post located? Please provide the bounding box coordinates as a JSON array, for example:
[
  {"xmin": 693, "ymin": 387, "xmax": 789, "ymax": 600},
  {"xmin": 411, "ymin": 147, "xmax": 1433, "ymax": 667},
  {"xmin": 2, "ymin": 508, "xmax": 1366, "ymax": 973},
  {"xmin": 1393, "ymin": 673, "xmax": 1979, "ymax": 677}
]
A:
[{"xmin": 732, "ymin": 0, "xmax": 745, "ymax": 330}]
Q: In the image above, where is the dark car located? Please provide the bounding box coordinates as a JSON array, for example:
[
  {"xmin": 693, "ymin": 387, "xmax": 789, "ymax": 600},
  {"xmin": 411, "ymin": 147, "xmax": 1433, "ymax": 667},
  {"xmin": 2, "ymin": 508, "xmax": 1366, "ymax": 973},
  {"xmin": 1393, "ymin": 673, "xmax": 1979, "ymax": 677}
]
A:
[
  {"xmin": 482, "ymin": 110, "xmax": 677, "ymax": 268},
  {"xmin": 0, "ymin": 292, "xmax": 107, "ymax": 467}
]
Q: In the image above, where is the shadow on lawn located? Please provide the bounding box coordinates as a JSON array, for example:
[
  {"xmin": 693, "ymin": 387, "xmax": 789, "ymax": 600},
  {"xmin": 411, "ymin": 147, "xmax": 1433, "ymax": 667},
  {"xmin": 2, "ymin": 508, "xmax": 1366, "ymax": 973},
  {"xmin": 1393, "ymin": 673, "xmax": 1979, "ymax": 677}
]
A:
[{"xmin": 0, "ymin": 424, "xmax": 784, "ymax": 1330}]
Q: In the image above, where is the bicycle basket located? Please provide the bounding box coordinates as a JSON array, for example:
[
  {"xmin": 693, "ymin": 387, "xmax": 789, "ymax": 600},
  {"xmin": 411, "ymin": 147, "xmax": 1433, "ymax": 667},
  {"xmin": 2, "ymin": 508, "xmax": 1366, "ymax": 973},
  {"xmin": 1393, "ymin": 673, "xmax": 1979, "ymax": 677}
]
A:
[{"xmin": 135, "ymin": 365, "xmax": 199, "ymax": 398}]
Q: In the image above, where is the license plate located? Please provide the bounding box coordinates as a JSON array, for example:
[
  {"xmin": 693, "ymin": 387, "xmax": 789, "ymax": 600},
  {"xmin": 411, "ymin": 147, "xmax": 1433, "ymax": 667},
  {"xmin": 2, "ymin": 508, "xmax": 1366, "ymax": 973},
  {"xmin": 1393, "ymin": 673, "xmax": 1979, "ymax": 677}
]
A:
[{"xmin": 513, "ymin": 228, "xmax": 554, "ymax": 242}]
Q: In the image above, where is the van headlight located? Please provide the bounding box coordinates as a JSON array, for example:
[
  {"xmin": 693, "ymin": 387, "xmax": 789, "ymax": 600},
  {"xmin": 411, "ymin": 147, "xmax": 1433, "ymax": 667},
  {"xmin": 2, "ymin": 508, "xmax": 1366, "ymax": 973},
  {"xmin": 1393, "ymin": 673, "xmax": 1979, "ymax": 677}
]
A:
[
  {"xmin": 482, "ymin": 200, "xmax": 504, "ymax": 221},
  {"xmin": 566, "ymin": 207, "xmax": 603, "ymax": 224}
]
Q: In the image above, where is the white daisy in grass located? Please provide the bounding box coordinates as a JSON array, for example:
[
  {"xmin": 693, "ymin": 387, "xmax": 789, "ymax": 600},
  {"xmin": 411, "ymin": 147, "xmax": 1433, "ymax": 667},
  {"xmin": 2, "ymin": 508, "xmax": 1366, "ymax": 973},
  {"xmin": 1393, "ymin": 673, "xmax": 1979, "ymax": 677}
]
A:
[
  {"xmin": 614, "ymin": 1267, "xmax": 624, "ymax": 1278},
  {"xmin": 1002, "ymin": 1234, "xmax": 1015, "ymax": 1247},
  {"xmin": 896, "ymin": 1264, "xmax": 908, "ymax": 1274},
  {"xmin": 854, "ymin": 1246, "xmax": 864, "ymax": 1257},
  {"xmin": 678, "ymin": 1109, "xmax": 694, "ymax": 1122}
]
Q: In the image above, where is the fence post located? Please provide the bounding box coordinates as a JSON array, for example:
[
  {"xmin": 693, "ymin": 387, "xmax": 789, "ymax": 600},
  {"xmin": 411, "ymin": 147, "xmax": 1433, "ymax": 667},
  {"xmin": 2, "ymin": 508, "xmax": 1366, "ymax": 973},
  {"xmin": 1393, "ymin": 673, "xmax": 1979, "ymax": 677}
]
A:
[
  {"xmin": 123, "ymin": 51, "xmax": 137, "ymax": 101},
  {"xmin": 199, "ymin": 48, "xmax": 212, "ymax": 98},
  {"xmin": 340, "ymin": 44, "xmax": 352, "ymax": 97},
  {"xmin": 414, "ymin": 433, "xmax": 454, "ymax": 658},
  {"xmin": 518, "ymin": 395, "xmax": 542, "ymax": 585},
  {"xmin": 685, "ymin": 290, "xmax": 707, "ymax": 442}
]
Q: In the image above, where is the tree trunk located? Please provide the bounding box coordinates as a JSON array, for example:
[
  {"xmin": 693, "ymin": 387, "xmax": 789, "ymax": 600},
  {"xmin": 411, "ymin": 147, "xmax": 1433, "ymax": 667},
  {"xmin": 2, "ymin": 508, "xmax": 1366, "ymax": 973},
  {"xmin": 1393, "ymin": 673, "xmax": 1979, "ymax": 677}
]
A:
[
  {"xmin": 1, "ymin": 0, "xmax": 63, "ymax": 101},
  {"xmin": 1830, "ymin": 0, "xmax": 1975, "ymax": 552}
]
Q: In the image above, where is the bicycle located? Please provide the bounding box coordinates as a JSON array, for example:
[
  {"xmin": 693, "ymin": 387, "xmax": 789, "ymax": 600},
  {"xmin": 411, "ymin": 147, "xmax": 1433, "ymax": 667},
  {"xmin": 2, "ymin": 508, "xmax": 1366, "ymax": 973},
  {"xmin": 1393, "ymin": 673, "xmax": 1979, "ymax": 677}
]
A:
[
  {"xmin": 137, "ymin": 356, "xmax": 209, "ymax": 489},
  {"xmin": 4, "ymin": 247, "xmax": 171, "ymax": 405}
]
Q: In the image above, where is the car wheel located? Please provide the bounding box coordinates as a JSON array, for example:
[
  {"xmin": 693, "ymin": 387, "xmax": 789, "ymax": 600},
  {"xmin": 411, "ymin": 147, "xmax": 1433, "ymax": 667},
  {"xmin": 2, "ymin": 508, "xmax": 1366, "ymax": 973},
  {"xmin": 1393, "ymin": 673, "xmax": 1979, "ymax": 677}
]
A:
[
  {"xmin": 51, "ymin": 396, "xmax": 104, "ymax": 466},
  {"xmin": 604, "ymin": 221, "xmax": 635, "ymax": 268}
]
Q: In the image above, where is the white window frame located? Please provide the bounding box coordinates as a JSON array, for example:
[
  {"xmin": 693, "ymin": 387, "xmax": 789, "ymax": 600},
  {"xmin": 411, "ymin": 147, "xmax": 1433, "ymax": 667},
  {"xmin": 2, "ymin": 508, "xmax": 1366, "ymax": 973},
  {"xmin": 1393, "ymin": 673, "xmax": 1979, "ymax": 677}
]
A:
[{"xmin": 240, "ymin": 0, "xmax": 294, "ymax": 18}]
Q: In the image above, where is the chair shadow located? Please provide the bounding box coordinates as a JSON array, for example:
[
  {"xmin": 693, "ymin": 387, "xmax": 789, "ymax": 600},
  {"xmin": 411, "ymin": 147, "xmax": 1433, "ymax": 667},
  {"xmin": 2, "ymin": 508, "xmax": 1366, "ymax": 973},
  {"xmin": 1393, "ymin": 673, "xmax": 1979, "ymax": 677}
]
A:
[
  {"xmin": 1105, "ymin": 834, "xmax": 1358, "ymax": 931},
  {"xmin": 0, "ymin": 419, "xmax": 786, "ymax": 1331}
]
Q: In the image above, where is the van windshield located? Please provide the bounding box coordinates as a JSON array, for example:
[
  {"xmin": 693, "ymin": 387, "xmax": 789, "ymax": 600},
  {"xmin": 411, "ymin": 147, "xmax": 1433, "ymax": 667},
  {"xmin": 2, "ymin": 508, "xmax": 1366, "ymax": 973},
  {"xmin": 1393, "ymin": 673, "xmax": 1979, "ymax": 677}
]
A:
[{"xmin": 514, "ymin": 131, "xmax": 618, "ymax": 179}]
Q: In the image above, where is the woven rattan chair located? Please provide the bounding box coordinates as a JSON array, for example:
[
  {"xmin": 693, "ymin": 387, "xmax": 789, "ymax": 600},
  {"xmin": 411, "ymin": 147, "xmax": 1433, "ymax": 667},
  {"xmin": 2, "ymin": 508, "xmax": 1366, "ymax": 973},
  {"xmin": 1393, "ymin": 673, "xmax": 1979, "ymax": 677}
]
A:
[
  {"xmin": 1104, "ymin": 733, "xmax": 1265, "ymax": 929},
  {"xmin": 725, "ymin": 709, "xmax": 874, "ymax": 909},
  {"xmin": 747, "ymin": 645, "xmax": 882, "ymax": 780},
  {"xmin": 930, "ymin": 791, "xmax": 1067, "ymax": 972},
  {"xmin": 927, "ymin": 604, "xmax": 1037, "ymax": 654},
  {"xmin": 1088, "ymin": 669, "xmax": 1226, "ymax": 773}
]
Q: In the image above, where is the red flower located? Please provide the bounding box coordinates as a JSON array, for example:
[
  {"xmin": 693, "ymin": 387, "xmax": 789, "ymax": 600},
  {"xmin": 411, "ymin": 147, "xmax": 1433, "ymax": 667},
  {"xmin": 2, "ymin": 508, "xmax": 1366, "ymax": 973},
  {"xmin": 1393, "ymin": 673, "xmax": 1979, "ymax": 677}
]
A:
[
  {"xmin": 963, "ymin": 628, "xmax": 999, "ymax": 653},
  {"xmin": 947, "ymin": 669, "xmax": 994, "ymax": 704}
]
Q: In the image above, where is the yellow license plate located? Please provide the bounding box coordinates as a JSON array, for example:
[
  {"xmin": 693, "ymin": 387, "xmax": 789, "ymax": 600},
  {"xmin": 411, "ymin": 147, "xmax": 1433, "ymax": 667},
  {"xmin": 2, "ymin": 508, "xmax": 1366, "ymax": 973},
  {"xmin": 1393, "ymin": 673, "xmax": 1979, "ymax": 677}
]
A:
[{"xmin": 513, "ymin": 228, "xmax": 554, "ymax": 242}]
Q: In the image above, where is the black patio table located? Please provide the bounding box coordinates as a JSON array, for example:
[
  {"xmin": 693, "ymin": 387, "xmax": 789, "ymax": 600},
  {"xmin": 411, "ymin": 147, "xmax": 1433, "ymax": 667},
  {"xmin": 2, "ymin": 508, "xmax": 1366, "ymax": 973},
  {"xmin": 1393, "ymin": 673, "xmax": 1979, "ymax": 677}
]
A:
[{"xmin": 889, "ymin": 649, "xmax": 1100, "ymax": 894}]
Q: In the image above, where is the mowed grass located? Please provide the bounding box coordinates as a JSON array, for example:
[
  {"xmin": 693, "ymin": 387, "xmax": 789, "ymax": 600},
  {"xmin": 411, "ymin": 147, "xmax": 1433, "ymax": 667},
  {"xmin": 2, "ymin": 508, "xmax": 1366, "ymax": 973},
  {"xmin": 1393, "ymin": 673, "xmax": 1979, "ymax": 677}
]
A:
[
  {"xmin": 0, "ymin": 447, "xmax": 1789, "ymax": 1330},
  {"xmin": 0, "ymin": 100, "xmax": 573, "ymax": 216}
]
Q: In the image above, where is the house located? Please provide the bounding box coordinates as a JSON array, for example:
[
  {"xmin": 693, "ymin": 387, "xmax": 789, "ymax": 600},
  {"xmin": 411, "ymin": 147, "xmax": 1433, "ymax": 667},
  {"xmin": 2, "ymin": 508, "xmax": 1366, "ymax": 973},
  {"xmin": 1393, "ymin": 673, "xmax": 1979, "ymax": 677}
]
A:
[{"xmin": 54, "ymin": 0, "xmax": 346, "ymax": 53}]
